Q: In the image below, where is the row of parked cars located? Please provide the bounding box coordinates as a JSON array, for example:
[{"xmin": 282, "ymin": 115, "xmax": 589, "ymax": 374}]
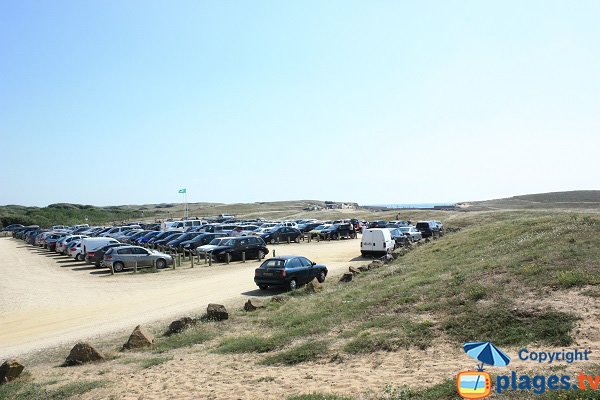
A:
[{"xmin": 6, "ymin": 223, "xmax": 331, "ymax": 290}]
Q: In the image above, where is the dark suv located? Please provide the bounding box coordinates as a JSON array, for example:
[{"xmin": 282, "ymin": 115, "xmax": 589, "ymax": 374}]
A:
[
  {"xmin": 261, "ymin": 227, "xmax": 302, "ymax": 244},
  {"xmin": 415, "ymin": 221, "xmax": 442, "ymax": 238},
  {"xmin": 211, "ymin": 236, "xmax": 269, "ymax": 263},
  {"xmin": 319, "ymin": 223, "xmax": 355, "ymax": 240}
]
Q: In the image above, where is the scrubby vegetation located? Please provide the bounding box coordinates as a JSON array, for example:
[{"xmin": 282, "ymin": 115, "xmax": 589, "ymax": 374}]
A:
[{"xmin": 0, "ymin": 203, "xmax": 146, "ymax": 228}]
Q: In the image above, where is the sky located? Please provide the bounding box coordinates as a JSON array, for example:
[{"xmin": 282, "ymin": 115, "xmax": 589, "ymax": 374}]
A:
[{"xmin": 1, "ymin": 0, "xmax": 599, "ymax": 207}]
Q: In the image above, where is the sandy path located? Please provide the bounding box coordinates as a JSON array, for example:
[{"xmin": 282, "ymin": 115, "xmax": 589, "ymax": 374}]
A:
[{"xmin": 0, "ymin": 237, "xmax": 365, "ymax": 357}]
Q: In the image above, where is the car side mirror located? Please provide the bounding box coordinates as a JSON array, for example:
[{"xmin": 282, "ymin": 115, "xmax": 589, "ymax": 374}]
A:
[{"xmin": 312, "ymin": 262, "xmax": 316, "ymax": 266}]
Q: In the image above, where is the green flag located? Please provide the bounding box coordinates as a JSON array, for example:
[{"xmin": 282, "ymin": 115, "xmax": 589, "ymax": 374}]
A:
[{"xmin": 178, "ymin": 188, "xmax": 187, "ymax": 194}]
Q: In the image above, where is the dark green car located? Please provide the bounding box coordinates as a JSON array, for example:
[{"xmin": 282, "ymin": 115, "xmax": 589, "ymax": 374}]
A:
[{"xmin": 254, "ymin": 256, "xmax": 328, "ymax": 291}]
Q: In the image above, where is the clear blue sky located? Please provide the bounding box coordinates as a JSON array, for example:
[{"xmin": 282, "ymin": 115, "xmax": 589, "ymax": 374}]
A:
[{"xmin": 1, "ymin": 1, "xmax": 599, "ymax": 206}]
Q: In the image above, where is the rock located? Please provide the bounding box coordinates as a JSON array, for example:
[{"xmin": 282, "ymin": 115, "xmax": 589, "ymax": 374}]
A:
[
  {"xmin": 0, "ymin": 359, "xmax": 24, "ymax": 384},
  {"xmin": 425, "ymin": 238, "xmax": 431, "ymax": 243},
  {"xmin": 305, "ymin": 278, "xmax": 323, "ymax": 293},
  {"xmin": 384, "ymin": 254, "xmax": 394, "ymax": 262},
  {"xmin": 207, "ymin": 304, "xmax": 229, "ymax": 321},
  {"xmin": 122, "ymin": 325, "xmax": 155, "ymax": 350},
  {"xmin": 243, "ymin": 299, "xmax": 265, "ymax": 311},
  {"xmin": 64, "ymin": 343, "xmax": 104, "ymax": 366},
  {"xmin": 168, "ymin": 317, "xmax": 194, "ymax": 335},
  {"xmin": 348, "ymin": 266, "xmax": 361, "ymax": 275},
  {"xmin": 357, "ymin": 265, "xmax": 370, "ymax": 272},
  {"xmin": 368, "ymin": 260, "xmax": 384, "ymax": 269},
  {"xmin": 271, "ymin": 295, "xmax": 287, "ymax": 303},
  {"xmin": 339, "ymin": 273, "xmax": 353, "ymax": 283}
]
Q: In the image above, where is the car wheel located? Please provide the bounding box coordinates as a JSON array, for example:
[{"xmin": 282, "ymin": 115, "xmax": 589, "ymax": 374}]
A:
[
  {"xmin": 259, "ymin": 284, "xmax": 268, "ymax": 290},
  {"xmin": 156, "ymin": 259, "xmax": 167, "ymax": 269},
  {"xmin": 270, "ymin": 238, "xmax": 276, "ymax": 244},
  {"xmin": 113, "ymin": 262, "xmax": 124, "ymax": 273},
  {"xmin": 294, "ymin": 236, "xmax": 300, "ymax": 243},
  {"xmin": 288, "ymin": 279, "xmax": 297, "ymax": 291},
  {"xmin": 76, "ymin": 253, "xmax": 84, "ymax": 261},
  {"xmin": 258, "ymin": 250, "xmax": 265, "ymax": 260},
  {"xmin": 317, "ymin": 271, "xmax": 326, "ymax": 283}
]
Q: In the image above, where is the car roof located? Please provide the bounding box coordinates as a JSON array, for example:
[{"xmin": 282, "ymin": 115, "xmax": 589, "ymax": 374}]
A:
[{"xmin": 270, "ymin": 256, "xmax": 302, "ymax": 261}]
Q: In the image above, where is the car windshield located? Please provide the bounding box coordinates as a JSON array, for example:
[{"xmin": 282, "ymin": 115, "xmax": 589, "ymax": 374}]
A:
[
  {"xmin": 314, "ymin": 225, "xmax": 326, "ymax": 230},
  {"xmin": 260, "ymin": 259, "xmax": 285, "ymax": 269},
  {"xmin": 399, "ymin": 227, "xmax": 409, "ymax": 232}
]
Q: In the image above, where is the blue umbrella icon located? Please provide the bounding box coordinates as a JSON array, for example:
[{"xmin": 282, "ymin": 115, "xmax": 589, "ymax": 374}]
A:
[
  {"xmin": 463, "ymin": 342, "xmax": 511, "ymax": 392},
  {"xmin": 464, "ymin": 342, "xmax": 511, "ymax": 370}
]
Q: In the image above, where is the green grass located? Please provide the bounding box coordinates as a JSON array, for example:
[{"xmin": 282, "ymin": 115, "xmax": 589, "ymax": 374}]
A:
[
  {"xmin": 0, "ymin": 377, "xmax": 105, "ymax": 400},
  {"xmin": 152, "ymin": 326, "xmax": 215, "ymax": 353},
  {"xmin": 260, "ymin": 341, "xmax": 329, "ymax": 365},
  {"xmin": 211, "ymin": 211, "xmax": 599, "ymax": 365},
  {"xmin": 139, "ymin": 356, "xmax": 173, "ymax": 369},
  {"xmin": 444, "ymin": 306, "xmax": 577, "ymax": 346},
  {"xmin": 343, "ymin": 320, "xmax": 434, "ymax": 353}
]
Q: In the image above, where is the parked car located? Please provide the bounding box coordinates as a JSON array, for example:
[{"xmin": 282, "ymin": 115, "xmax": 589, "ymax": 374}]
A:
[
  {"xmin": 297, "ymin": 222, "xmax": 322, "ymax": 233},
  {"xmin": 210, "ymin": 236, "xmax": 269, "ymax": 263},
  {"xmin": 308, "ymin": 224, "xmax": 332, "ymax": 238},
  {"xmin": 81, "ymin": 237, "xmax": 120, "ymax": 261},
  {"xmin": 68, "ymin": 240, "xmax": 85, "ymax": 261},
  {"xmin": 260, "ymin": 227, "xmax": 302, "ymax": 244},
  {"xmin": 397, "ymin": 226, "xmax": 422, "ymax": 242},
  {"xmin": 87, "ymin": 243, "xmax": 129, "ymax": 267},
  {"xmin": 102, "ymin": 246, "xmax": 174, "ymax": 272},
  {"xmin": 368, "ymin": 220, "xmax": 388, "ymax": 229},
  {"xmin": 360, "ymin": 228, "xmax": 395, "ymax": 257},
  {"xmin": 182, "ymin": 233, "xmax": 228, "ymax": 252},
  {"xmin": 152, "ymin": 232, "xmax": 183, "ymax": 248},
  {"xmin": 194, "ymin": 236, "xmax": 234, "ymax": 256},
  {"xmin": 415, "ymin": 221, "xmax": 442, "ymax": 238},
  {"xmin": 319, "ymin": 223, "xmax": 355, "ymax": 240},
  {"xmin": 147, "ymin": 231, "xmax": 180, "ymax": 246},
  {"xmin": 136, "ymin": 230, "xmax": 163, "ymax": 245},
  {"xmin": 166, "ymin": 232, "xmax": 204, "ymax": 251},
  {"xmin": 254, "ymin": 256, "xmax": 328, "ymax": 290}
]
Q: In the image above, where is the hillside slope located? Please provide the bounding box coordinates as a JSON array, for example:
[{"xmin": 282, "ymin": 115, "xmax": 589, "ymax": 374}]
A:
[{"xmin": 459, "ymin": 190, "xmax": 600, "ymax": 211}]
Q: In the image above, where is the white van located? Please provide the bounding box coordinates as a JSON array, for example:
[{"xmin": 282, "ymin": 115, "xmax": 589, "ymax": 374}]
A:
[
  {"xmin": 360, "ymin": 228, "xmax": 395, "ymax": 257},
  {"xmin": 82, "ymin": 237, "xmax": 119, "ymax": 259},
  {"xmin": 164, "ymin": 220, "xmax": 206, "ymax": 232}
]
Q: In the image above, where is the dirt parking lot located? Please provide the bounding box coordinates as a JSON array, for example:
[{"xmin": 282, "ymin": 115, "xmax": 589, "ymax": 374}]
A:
[{"xmin": 0, "ymin": 237, "xmax": 366, "ymax": 356}]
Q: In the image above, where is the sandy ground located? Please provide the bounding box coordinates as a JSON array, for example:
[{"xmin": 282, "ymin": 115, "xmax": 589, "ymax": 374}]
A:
[
  {"xmin": 23, "ymin": 289, "xmax": 600, "ymax": 400},
  {"xmin": 0, "ymin": 237, "xmax": 366, "ymax": 357}
]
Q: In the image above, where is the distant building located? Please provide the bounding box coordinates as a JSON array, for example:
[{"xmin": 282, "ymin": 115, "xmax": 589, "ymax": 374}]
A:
[{"xmin": 324, "ymin": 201, "xmax": 358, "ymax": 210}]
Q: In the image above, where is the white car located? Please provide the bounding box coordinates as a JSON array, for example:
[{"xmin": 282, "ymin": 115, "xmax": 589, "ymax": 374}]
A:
[
  {"xmin": 68, "ymin": 240, "xmax": 85, "ymax": 261},
  {"xmin": 397, "ymin": 226, "xmax": 422, "ymax": 242},
  {"xmin": 194, "ymin": 237, "xmax": 234, "ymax": 256}
]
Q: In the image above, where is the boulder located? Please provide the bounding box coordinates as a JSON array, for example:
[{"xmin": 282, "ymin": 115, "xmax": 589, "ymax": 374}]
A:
[
  {"xmin": 168, "ymin": 317, "xmax": 194, "ymax": 335},
  {"xmin": 348, "ymin": 266, "xmax": 361, "ymax": 275},
  {"xmin": 122, "ymin": 325, "xmax": 155, "ymax": 350},
  {"xmin": 368, "ymin": 260, "xmax": 384, "ymax": 269},
  {"xmin": 207, "ymin": 303, "xmax": 229, "ymax": 321},
  {"xmin": 271, "ymin": 295, "xmax": 288, "ymax": 303},
  {"xmin": 339, "ymin": 273, "xmax": 353, "ymax": 283},
  {"xmin": 243, "ymin": 299, "xmax": 265, "ymax": 311},
  {"xmin": 0, "ymin": 359, "xmax": 24, "ymax": 384},
  {"xmin": 64, "ymin": 343, "xmax": 104, "ymax": 366},
  {"xmin": 357, "ymin": 265, "xmax": 370, "ymax": 272},
  {"xmin": 305, "ymin": 278, "xmax": 323, "ymax": 293},
  {"xmin": 384, "ymin": 254, "xmax": 394, "ymax": 262}
]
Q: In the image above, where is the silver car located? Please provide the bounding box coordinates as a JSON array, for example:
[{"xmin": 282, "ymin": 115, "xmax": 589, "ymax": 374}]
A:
[
  {"xmin": 102, "ymin": 245, "xmax": 173, "ymax": 272},
  {"xmin": 398, "ymin": 226, "xmax": 423, "ymax": 242}
]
